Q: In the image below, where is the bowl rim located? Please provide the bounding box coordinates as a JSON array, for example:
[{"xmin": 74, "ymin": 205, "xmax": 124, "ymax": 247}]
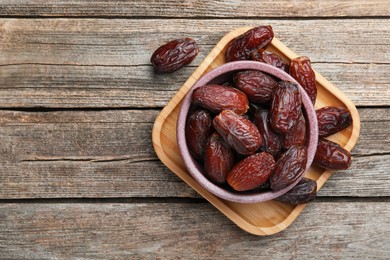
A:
[{"xmin": 176, "ymin": 60, "xmax": 318, "ymax": 203}]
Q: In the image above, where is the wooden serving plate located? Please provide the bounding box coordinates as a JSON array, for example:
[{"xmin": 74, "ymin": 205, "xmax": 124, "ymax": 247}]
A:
[{"xmin": 152, "ymin": 27, "xmax": 360, "ymax": 235}]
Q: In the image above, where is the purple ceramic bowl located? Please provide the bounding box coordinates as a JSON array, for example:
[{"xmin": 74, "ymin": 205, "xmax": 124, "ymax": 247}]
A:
[{"xmin": 177, "ymin": 61, "xmax": 318, "ymax": 203}]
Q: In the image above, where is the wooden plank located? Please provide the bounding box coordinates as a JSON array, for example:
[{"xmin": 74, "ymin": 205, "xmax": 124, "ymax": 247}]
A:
[
  {"xmin": 0, "ymin": 19, "xmax": 388, "ymax": 66},
  {"xmin": 0, "ymin": 155, "xmax": 387, "ymax": 199},
  {"xmin": 0, "ymin": 63, "xmax": 388, "ymax": 108},
  {"xmin": 0, "ymin": 108, "xmax": 388, "ymax": 198},
  {"xmin": 0, "ymin": 0, "xmax": 389, "ymax": 17},
  {"xmin": 0, "ymin": 202, "xmax": 389, "ymax": 258}
]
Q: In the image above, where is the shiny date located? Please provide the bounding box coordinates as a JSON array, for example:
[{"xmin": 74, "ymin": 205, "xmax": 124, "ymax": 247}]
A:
[
  {"xmin": 290, "ymin": 56, "xmax": 317, "ymax": 104},
  {"xmin": 284, "ymin": 110, "xmax": 307, "ymax": 149},
  {"xmin": 233, "ymin": 70, "xmax": 278, "ymax": 104},
  {"xmin": 270, "ymin": 81, "xmax": 302, "ymax": 134},
  {"xmin": 213, "ymin": 110, "xmax": 262, "ymax": 155},
  {"xmin": 314, "ymin": 138, "xmax": 351, "ymax": 170},
  {"xmin": 253, "ymin": 108, "xmax": 283, "ymax": 157},
  {"xmin": 270, "ymin": 145, "xmax": 308, "ymax": 191},
  {"xmin": 227, "ymin": 152, "xmax": 275, "ymax": 191},
  {"xmin": 251, "ymin": 50, "xmax": 289, "ymax": 73},
  {"xmin": 192, "ymin": 85, "xmax": 249, "ymax": 115},
  {"xmin": 316, "ymin": 106, "xmax": 352, "ymax": 137},
  {"xmin": 185, "ymin": 109, "xmax": 213, "ymax": 160},
  {"xmin": 275, "ymin": 178, "xmax": 317, "ymax": 205},
  {"xmin": 225, "ymin": 26, "xmax": 274, "ymax": 62},
  {"xmin": 151, "ymin": 38, "xmax": 199, "ymax": 73},
  {"xmin": 204, "ymin": 133, "xmax": 235, "ymax": 184}
]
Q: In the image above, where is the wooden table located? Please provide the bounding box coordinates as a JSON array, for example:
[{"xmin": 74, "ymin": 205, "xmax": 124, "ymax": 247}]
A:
[{"xmin": 0, "ymin": 1, "xmax": 389, "ymax": 258}]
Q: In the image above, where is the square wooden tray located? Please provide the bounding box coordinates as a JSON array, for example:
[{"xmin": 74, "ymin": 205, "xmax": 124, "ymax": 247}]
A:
[{"xmin": 152, "ymin": 27, "xmax": 360, "ymax": 235}]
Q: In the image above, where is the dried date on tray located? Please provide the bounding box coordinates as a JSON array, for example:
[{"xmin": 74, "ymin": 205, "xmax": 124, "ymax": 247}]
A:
[
  {"xmin": 275, "ymin": 178, "xmax": 317, "ymax": 205},
  {"xmin": 270, "ymin": 81, "xmax": 302, "ymax": 134},
  {"xmin": 225, "ymin": 26, "xmax": 274, "ymax": 62},
  {"xmin": 213, "ymin": 110, "xmax": 262, "ymax": 155},
  {"xmin": 290, "ymin": 56, "xmax": 317, "ymax": 104},
  {"xmin": 192, "ymin": 85, "xmax": 249, "ymax": 115},
  {"xmin": 270, "ymin": 145, "xmax": 307, "ymax": 191},
  {"xmin": 151, "ymin": 38, "xmax": 199, "ymax": 73},
  {"xmin": 204, "ymin": 133, "xmax": 235, "ymax": 184},
  {"xmin": 316, "ymin": 106, "xmax": 353, "ymax": 137},
  {"xmin": 251, "ymin": 50, "xmax": 289, "ymax": 73},
  {"xmin": 227, "ymin": 152, "xmax": 275, "ymax": 191},
  {"xmin": 314, "ymin": 138, "xmax": 352, "ymax": 170},
  {"xmin": 185, "ymin": 109, "xmax": 213, "ymax": 160},
  {"xmin": 233, "ymin": 70, "xmax": 278, "ymax": 104}
]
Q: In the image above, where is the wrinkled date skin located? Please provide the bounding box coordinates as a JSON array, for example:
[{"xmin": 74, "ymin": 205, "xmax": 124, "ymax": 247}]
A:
[
  {"xmin": 204, "ymin": 133, "xmax": 235, "ymax": 184},
  {"xmin": 314, "ymin": 138, "xmax": 352, "ymax": 170},
  {"xmin": 192, "ymin": 85, "xmax": 249, "ymax": 115},
  {"xmin": 227, "ymin": 152, "xmax": 275, "ymax": 191},
  {"xmin": 275, "ymin": 178, "xmax": 317, "ymax": 205},
  {"xmin": 185, "ymin": 110, "xmax": 213, "ymax": 160},
  {"xmin": 233, "ymin": 70, "xmax": 278, "ymax": 104},
  {"xmin": 225, "ymin": 26, "xmax": 274, "ymax": 62},
  {"xmin": 284, "ymin": 110, "xmax": 307, "ymax": 149},
  {"xmin": 270, "ymin": 145, "xmax": 307, "ymax": 191},
  {"xmin": 316, "ymin": 106, "xmax": 353, "ymax": 137},
  {"xmin": 270, "ymin": 81, "xmax": 302, "ymax": 134},
  {"xmin": 221, "ymin": 81, "xmax": 234, "ymax": 88},
  {"xmin": 290, "ymin": 56, "xmax": 317, "ymax": 104},
  {"xmin": 253, "ymin": 109, "xmax": 282, "ymax": 157},
  {"xmin": 251, "ymin": 50, "xmax": 289, "ymax": 73},
  {"xmin": 151, "ymin": 38, "xmax": 199, "ymax": 73},
  {"xmin": 213, "ymin": 110, "xmax": 262, "ymax": 155}
]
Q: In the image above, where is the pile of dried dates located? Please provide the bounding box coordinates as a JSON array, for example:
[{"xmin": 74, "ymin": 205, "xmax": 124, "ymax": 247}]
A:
[{"xmin": 151, "ymin": 26, "xmax": 353, "ymax": 205}]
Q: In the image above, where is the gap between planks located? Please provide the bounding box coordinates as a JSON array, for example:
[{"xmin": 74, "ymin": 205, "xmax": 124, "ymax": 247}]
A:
[
  {"xmin": 0, "ymin": 196, "xmax": 389, "ymax": 204},
  {"xmin": 0, "ymin": 16, "xmax": 388, "ymax": 20}
]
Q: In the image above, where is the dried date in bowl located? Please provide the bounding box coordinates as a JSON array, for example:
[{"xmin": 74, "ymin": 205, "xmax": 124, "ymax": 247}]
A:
[{"xmin": 177, "ymin": 61, "xmax": 318, "ymax": 203}]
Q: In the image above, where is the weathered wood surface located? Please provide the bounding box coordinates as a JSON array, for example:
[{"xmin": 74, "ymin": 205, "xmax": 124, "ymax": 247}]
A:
[
  {"xmin": 0, "ymin": 1, "xmax": 389, "ymax": 256},
  {"xmin": 0, "ymin": 202, "xmax": 389, "ymax": 259},
  {"xmin": 0, "ymin": 108, "xmax": 388, "ymax": 198},
  {"xmin": 0, "ymin": 19, "xmax": 389, "ymax": 108},
  {"xmin": 0, "ymin": 63, "xmax": 389, "ymax": 108},
  {"xmin": 1, "ymin": 19, "xmax": 388, "ymax": 64},
  {"xmin": 1, "ymin": 0, "xmax": 389, "ymax": 17}
]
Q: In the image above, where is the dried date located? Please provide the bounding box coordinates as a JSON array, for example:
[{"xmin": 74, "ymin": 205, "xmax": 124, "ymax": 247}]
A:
[
  {"xmin": 192, "ymin": 85, "xmax": 249, "ymax": 115},
  {"xmin": 270, "ymin": 145, "xmax": 307, "ymax": 191},
  {"xmin": 204, "ymin": 133, "xmax": 235, "ymax": 184},
  {"xmin": 270, "ymin": 81, "xmax": 302, "ymax": 134},
  {"xmin": 275, "ymin": 178, "xmax": 317, "ymax": 205},
  {"xmin": 314, "ymin": 138, "xmax": 351, "ymax": 170},
  {"xmin": 227, "ymin": 152, "xmax": 275, "ymax": 191},
  {"xmin": 233, "ymin": 70, "xmax": 278, "ymax": 104},
  {"xmin": 253, "ymin": 109, "xmax": 282, "ymax": 157},
  {"xmin": 251, "ymin": 50, "xmax": 289, "ymax": 73},
  {"xmin": 284, "ymin": 110, "xmax": 307, "ymax": 149},
  {"xmin": 213, "ymin": 110, "xmax": 262, "ymax": 155},
  {"xmin": 225, "ymin": 26, "xmax": 274, "ymax": 62},
  {"xmin": 316, "ymin": 106, "xmax": 353, "ymax": 137},
  {"xmin": 185, "ymin": 109, "xmax": 213, "ymax": 160},
  {"xmin": 151, "ymin": 38, "xmax": 199, "ymax": 73},
  {"xmin": 290, "ymin": 56, "xmax": 317, "ymax": 104}
]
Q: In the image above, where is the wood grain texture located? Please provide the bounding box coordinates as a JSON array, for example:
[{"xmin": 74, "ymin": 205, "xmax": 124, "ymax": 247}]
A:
[
  {"xmin": 0, "ymin": 0, "xmax": 389, "ymax": 17},
  {"xmin": 0, "ymin": 63, "xmax": 388, "ymax": 108},
  {"xmin": 0, "ymin": 202, "xmax": 389, "ymax": 259},
  {"xmin": 0, "ymin": 155, "xmax": 387, "ymax": 199},
  {"xmin": 0, "ymin": 108, "xmax": 388, "ymax": 198},
  {"xmin": 0, "ymin": 19, "xmax": 388, "ymax": 66},
  {"xmin": 1, "ymin": 19, "xmax": 388, "ymax": 108}
]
